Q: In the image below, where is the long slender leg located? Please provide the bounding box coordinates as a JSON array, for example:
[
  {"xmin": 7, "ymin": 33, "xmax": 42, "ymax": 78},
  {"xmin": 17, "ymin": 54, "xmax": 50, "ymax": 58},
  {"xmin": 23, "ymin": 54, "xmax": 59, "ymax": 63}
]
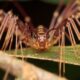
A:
[
  {"xmin": 48, "ymin": 0, "xmax": 79, "ymax": 42},
  {"xmin": 66, "ymin": 22, "xmax": 76, "ymax": 45},
  {"xmin": 49, "ymin": 0, "xmax": 64, "ymax": 41},
  {"xmin": 0, "ymin": 13, "xmax": 7, "ymax": 32},
  {"xmin": 62, "ymin": 27, "xmax": 65, "ymax": 76},
  {"xmin": 72, "ymin": 13, "xmax": 80, "ymax": 26},
  {"xmin": 9, "ymin": 17, "xmax": 18, "ymax": 50},
  {"xmin": 75, "ymin": 17, "xmax": 80, "ymax": 26},
  {"xmin": 15, "ymin": 26, "xmax": 18, "ymax": 55},
  {"xmin": 49, "ymin": 0, "xmax": 74, "ymax": 41},
  {"xmin": 66, "ymin": 22, "xmax": 80, "ymax": 59},
  {"xmin": 55, "ymin": 0, "xmax": 79, "ymax": 29},
  {"xmin": 3, "ymin": 67, "xmax": 10, "ymax": 80},
  {"xmin": 19, "ymin": 40, "xmax": 24, "ymax": 61},
  {"xmin": 2, "ymin": 16, "xmax": 16, "ymax": 50},
  {"xmin": 68, "ymin": 17, "xmax": 80, "ymax": 40},
  {"xmin": 58, "ymin": 28, "xmax": 62, "ymax": 77},
  {"xmin": 59, "ymin": 26, "xmax": 65, "ymax": 77},
  {"xmin": 9, "ymin": 33, "xmax": 13, "ymax": 50},
  {"xmin": 56, "ymin": 0, "xmax": 74, "ymax": 26},
  {"xmin": 3, "ymin": 16, "xmax": 19, "ymax": 80},
  {"xmin": 49, "ymin": 0, "xmax": 64, "ymax": 29},
  {"xmin": 65, "ymin": 32, "xmax": 71, "ymax": 42},
  {"xmin": 59, "ymin": 29, "xmax": 62, "ymax": 77},
  {"xmin": 0, "ymin": 10, "xmax": 5, "ymax": 23},
  {"xmin": 66, "ymin": 0, "xmax": 80, "ymax": 15},
  {"xmin": 2, "ymin": 17, "xmax": 13, "ymax": 50},
  {"xmin": 0, "ymin": 12, "xmax": 12, "ymax": 40}
]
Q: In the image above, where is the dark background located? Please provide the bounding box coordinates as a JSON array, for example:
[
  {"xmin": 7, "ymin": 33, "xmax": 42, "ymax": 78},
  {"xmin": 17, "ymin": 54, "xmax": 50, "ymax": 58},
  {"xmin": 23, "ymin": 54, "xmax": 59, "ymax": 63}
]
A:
[
  {"xmin": 0, "ymin": 0, "xmax": 80, "ymax": 80},
  {"xmin": 0, "ymin": 0, "xmax": 55, "ymax": 27}
]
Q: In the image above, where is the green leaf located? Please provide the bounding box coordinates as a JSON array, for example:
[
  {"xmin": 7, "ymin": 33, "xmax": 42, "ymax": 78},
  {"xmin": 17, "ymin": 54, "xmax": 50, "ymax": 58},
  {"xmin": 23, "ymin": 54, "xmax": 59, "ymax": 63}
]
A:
[{"xmin": 7, "ymin": 45, "xmax": 80, "ymax": 66}]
